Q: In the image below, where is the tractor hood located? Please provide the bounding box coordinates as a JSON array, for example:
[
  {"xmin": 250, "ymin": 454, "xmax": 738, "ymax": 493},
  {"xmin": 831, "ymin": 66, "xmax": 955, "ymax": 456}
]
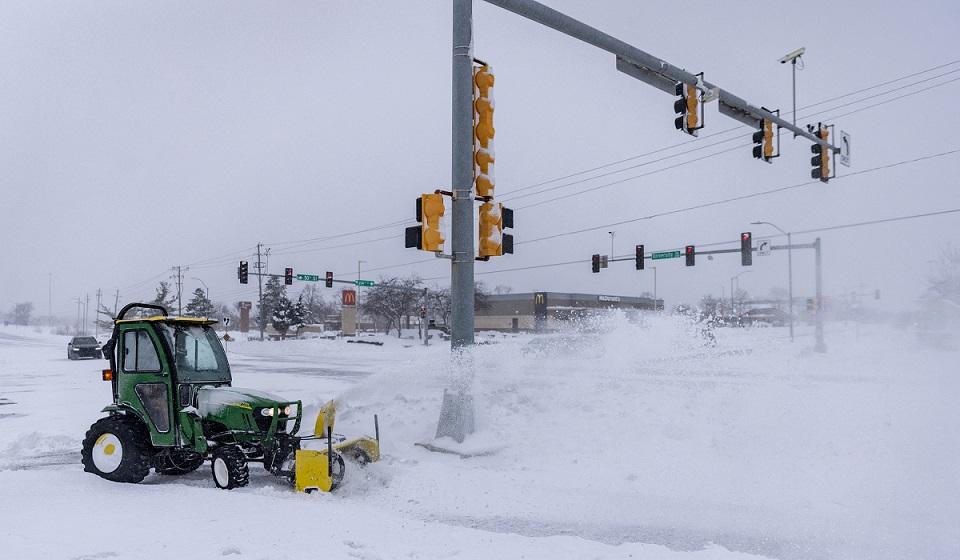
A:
[{"xmin": 196, "ymin": 386, "xmax": 293, "ymax": 417}]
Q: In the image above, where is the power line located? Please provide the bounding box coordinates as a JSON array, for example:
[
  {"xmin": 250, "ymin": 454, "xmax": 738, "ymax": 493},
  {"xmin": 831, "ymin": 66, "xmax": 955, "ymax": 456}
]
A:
[
  {"xmin": 517, "ymin": 148, "xmax": 960, "ymax": 246},
  {"xmin": 424, "ymin": 207, "xmax": 960, "ymax": 281}
]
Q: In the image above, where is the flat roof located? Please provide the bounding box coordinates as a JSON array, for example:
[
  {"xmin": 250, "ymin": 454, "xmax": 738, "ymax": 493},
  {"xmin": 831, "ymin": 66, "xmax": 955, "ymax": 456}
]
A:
[{"xmin": 115, "ymin": 315, "xmax": 218, "ymax": 325}]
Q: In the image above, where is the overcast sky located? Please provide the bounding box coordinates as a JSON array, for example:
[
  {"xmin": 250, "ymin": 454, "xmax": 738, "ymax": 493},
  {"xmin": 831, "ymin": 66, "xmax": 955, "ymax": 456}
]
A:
[{"xmin": 2, "ymin": 0, "xmax": 959, "ymax": 318}]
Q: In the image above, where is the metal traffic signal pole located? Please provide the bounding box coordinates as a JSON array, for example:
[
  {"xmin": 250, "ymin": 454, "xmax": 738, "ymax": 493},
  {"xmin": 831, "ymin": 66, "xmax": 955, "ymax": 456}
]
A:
[
  {"xmin": 451, "ymin": 0, "xmax": 475, "ymax": 351},
  {"xmin": 481, "ymin": 0, "xmax": 840, "ymax": 152},
  {"xmin": 434, "ymin": 0, "xmax": 478, "ymax": 443}
]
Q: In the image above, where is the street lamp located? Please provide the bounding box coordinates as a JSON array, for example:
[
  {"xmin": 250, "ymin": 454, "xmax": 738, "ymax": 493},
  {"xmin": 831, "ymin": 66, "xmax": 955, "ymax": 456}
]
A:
[
  {"xmin": 730, "ymin": 270, "xmax": 752, "ymax": 317},
  {"xmin": 751, "ymin": 220, "xmax": 794, "ymax": 341},
  {"xmin": 357, "ymin": 260, "xmax": 367, "ymax": 333},
  {"xmin": 190, "ymin": 277, "xmax": 209, "ymax": 299},
  {"xmin": 608, "ymin": 231, "xmax": 615, "ymax": 259}
]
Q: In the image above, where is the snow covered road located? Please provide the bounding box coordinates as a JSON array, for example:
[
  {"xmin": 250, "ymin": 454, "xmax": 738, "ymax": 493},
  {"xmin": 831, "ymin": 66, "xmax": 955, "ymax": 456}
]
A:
[{"xmin": 0, "ymin": 318, "xmax": 957, "ymax": 559}]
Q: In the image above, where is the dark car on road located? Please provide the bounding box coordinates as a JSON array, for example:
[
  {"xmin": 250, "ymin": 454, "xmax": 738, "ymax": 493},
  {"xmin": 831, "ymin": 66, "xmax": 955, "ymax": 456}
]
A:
[{"xmin": 67, "ymin": 336, "xmax": 102, "ymax": 359}]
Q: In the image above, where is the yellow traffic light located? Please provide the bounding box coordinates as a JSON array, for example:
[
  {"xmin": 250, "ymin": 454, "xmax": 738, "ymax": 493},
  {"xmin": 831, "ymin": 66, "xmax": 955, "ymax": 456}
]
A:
[
  {"xmin": 819, "ymin": 127, "xmax": 830, "ymax": 180},
  {"xmin": 474, "ymin": 65, "xmax": 496, "ymax": 199},
  {"xmin": 478, "ymin": 202, "xmax": 503, "ymax": 258},
  {"xmin": 762, "ymin": 119, "xmax": 774, "ymax": 158},
  {"xmin": 810, "ymin": 125, "xmax": 831, "ymax": 182},
  {"xmin": 421, "ymin": 193, "xmax": 445, "ymax": 252},
  {"xmin": 684, "ymin": 84, "xmax": 698, "ymax": 130}
]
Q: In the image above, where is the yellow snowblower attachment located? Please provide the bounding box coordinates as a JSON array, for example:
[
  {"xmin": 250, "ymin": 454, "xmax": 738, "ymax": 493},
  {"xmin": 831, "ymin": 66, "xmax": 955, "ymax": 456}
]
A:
[{"xmin": 294, "ymin": 401, "xmax": 381, "ymax": 493}]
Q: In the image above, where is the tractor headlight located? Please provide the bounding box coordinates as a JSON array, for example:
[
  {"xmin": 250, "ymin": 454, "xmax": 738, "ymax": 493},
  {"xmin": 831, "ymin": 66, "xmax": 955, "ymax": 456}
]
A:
[
  {"xmin": 259, "ymin": 407, "xmax": 274, "ymax": 417},
  {"xmin": 283, "ymin": 405, "xmax": 293, "ymax": 416}
]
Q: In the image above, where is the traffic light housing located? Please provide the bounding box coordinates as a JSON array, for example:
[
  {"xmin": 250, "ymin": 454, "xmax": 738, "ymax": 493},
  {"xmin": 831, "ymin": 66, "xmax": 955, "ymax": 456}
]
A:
[
  {"xmin": 406, "ymin": 193, "xmax": 446, "ymax": 252},
  {"xmin": 635, "ymin": 244, "xmax": 644, "ymax": 270},
  {"xmin": 674, "ymin": 82, "xmax": 701, "ymax": 136},
  {"xmin": 685, "ymin": 245, "xmax": 695, "ymax": 267},
  {"xmin": 592, "ymin": 254, "xmax": 601, "ymax": 273},
  {"xmin": 325, "ymin": 271, "xmax": 333, "ymax": 288},
  {"xmin": 478, "ymin": 202, "xmax": 502, "ymax": 258},
  {"xmin": 811, "ymin": 124, "xmax": 831, "ymax": 182},
  {"xmin": 474, "ymin": 65, "xmax": 495, "ymax": 199},
  {"xmin": 752, "ymin": 118, "xmax": 775, "ymax": 161},
  {"xmin": 284, "ymin": 267, "xmax": 293, "ymax": 285},
  {"xmin": 238, "ymin": 261, "xmax": 248, "ymax": 284},
  {"xmin": 740, "ymin": 232, "xmax": 752, "ymax": 266}
]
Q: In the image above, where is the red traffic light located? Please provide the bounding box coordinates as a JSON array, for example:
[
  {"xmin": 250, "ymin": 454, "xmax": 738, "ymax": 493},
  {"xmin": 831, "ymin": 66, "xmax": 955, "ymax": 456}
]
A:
[{"xmin": 284, "ymin": 267, "xmax": 294, "ymax": 285}]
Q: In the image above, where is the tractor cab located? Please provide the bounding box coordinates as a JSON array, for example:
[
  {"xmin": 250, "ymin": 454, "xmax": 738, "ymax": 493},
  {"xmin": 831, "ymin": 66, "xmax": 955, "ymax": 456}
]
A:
[{"xmin": 101, "ymin": 303, "xmax": 232, "ymax": 448}]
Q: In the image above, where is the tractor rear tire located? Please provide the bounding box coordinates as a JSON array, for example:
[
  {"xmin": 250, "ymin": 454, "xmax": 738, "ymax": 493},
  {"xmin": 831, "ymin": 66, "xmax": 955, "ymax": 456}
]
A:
[
  {"xmin": 211, "ymin": 446, "xmax": 249, "ymax": 490},
  {"xmin": 81, "ymin": 415, "xmax": 153, "ymax": 483},
  {"xmin": 155, "ymin": 451, "xmax": 204, "ymax": 475}
]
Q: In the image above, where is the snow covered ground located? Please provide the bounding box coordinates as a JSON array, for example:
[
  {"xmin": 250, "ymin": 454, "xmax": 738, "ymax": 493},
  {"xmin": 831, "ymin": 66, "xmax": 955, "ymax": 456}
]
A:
[{"xmin": 0, "ymin": 316, "xmax": 957, "ymax": 559}]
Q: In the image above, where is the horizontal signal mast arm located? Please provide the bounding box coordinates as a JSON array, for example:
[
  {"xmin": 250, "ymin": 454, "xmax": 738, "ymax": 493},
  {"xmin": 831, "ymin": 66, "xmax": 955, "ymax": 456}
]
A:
[{"xmin": 481, "ymin": 0, "xmax": 840, "ymax": 152}]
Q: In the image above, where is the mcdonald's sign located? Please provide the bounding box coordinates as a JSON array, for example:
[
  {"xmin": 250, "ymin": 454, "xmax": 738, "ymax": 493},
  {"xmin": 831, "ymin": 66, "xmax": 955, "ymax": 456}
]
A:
[{"xmin": 342, "ymin": 290, "xmax": 357, "ymax": 306}]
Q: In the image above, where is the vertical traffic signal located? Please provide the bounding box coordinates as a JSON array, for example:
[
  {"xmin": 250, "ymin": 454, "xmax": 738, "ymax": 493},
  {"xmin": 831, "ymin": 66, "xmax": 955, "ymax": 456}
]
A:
[
  {"xmin": 685, "ymin": 245, "xmax": 695, "ymax": 266},
  {"xmin": 811, "ymin": 124, "xmax": 831, "ymax": 183},
  {"xmin": 635, "ymin": 244, "xmax": 644, "ymax": 270},
  {"xmin": 740, "ymin": 232, "xmax": 753, "ymax": 266},
  {"xmin": 238, "ymin": 261, "xmax": 249, "ymax": 284},
  {"xmin": 325, "ymin": 271, "xmax": 333, "ymax": 288},
  {"xmin": 752, "ymin": 118, "xmax": 775, "ymax": 161},
  {"xmin": 284, "ymin": 267, "xmax": 293, "ymax": 285},
  {"xmin": 502, "ymin": 206, "xmax": 514, "ymax": 255},
  {"xmin": 592, "ymin": 254, "xmax": 601, "ymax": 273},
  {"xmin": 478, "ymin": 202, "xmax": 503, "ymax": 258},
  {"xmin": 421, "ymin": 193, "xmax": 445, "ymax": 252},
  {"xmin": 674, "ymin": 82, "xmax": 700, "ymax": 136},
  {"xmin": 474, "ymin": 65, "xmax": 495, "ymax": 199}
]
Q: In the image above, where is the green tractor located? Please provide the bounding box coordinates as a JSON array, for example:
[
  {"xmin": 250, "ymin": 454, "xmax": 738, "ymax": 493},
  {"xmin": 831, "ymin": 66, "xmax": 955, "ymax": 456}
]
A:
[{"xmin": 81, "ymin": 303, "xmax": 379, "ymax": 491}]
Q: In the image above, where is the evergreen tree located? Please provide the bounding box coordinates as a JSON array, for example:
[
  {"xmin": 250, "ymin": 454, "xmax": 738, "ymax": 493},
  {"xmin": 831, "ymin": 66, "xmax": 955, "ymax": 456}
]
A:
[
  {"xmin": 184, "ymin": 288, "xmax": 216, "ymax": 318},
  {"xmin": 290, "ymin": 295, "xmax": 307, "ymax": 328},
  {"xmin": 150, "ymin": 281, "xmax": 177, "ymax": 314},
  {"xmin": 271, "ymin": 294, "xmax": 294, "ymax": 338},
  {"xmin": 257, "ymin": 277, "xmax": 286, "ymax": 328}
]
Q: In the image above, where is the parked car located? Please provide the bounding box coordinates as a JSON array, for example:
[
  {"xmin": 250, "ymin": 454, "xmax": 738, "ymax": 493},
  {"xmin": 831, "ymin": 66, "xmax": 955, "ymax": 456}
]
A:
[{"xmin": 67, "ymin": 336, "xmax": 102, "ymax": 359}]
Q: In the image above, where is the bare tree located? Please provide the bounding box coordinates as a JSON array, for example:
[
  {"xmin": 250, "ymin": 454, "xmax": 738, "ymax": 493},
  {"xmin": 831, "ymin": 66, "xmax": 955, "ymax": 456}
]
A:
[{"xmin": 361, "ymin": 276, "xmax": 423, "ymax": 337}]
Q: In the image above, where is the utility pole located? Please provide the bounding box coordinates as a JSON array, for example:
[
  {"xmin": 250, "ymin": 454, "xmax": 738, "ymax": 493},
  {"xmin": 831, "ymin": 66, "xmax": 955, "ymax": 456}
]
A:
[
  {"xmin": 357, "ymin": 260, "xmax": 366, "ymax": 333},
  {"xmin": 48, "ymin": 273, "xmax": 52, "ymax": 325},
  {"xmin": 95, "ymin": 289, "xmax": 102, "ymax": 337},
  {"xmin": 171, "ymin": 266, "xmax": 186, "ymax": 315},
  {"xmin": 256, "ymin": 243, "xmax": 265, "ymax": 341},
  {"xmin": 814, "ymin": 237, "xmax": 825, "ymax": 352},
  {"xmin": 84, "ymin": 294, "xmax": 90, "ymax": 335},
  {"xmin": 75, "ymin": 297, "xmax": 82, "ymax": 334},
  {"xmin": 113, "ymin": 289, "xmax": 120, "ymax": 315},
  {"xmin": 608, "ymin": 231, "xmax": 615, "ymax": 260}
]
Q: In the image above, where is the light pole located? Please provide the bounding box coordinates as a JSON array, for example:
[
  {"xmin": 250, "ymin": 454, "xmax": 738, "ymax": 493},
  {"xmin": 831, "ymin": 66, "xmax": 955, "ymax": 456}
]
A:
[
  {"xmin": 649, "ymin": 266, "xmax": 657, "ymax": 309},
  {"xmin": 357, "ymin": 260, "xmax": 366, "ymax": 333},
  {"xmin": 608, "ymin": 231, "xmax": 615, "ymax": 259},
  {"xmin": 752, "ymin": 220, "xmax": 794, "ymax": 341},
  {"xmin": 191, "ymin": 277, "xmax": 209, "ymax": 299},
  {"xmin": 730, "ymin": 271, "xmax": 752, "ymax": 317}
]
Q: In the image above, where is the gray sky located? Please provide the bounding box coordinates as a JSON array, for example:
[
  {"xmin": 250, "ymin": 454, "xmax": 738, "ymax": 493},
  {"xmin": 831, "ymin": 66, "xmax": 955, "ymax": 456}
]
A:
[{"xmin": 2, "ymin": 0, "xmax": 959, "ymax": 317}]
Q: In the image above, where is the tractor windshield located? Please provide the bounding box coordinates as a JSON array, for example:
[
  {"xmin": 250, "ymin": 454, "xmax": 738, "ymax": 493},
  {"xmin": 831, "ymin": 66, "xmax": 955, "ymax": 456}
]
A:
[{"xmin": 159, "ymin": 324, "xmax": 231, "ymax": 383}]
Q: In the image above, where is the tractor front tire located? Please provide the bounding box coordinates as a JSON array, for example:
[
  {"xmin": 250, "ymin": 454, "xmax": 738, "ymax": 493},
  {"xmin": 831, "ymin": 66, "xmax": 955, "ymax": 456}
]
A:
[
  {"xmin": 211, "ymin": 446, "xmax": 249, "ymax": 490},
  {"xmin": 155, "ymin": 451, "xmax": 204, "ymax": 475},
  {"xmin": 81, "ymin": 416, "xmax": 153, "ymax": 483}
]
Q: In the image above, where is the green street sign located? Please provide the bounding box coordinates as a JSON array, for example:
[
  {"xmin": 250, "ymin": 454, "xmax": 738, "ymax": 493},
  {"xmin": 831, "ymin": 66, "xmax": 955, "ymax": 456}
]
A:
[
  {"xmin": 652, "ymin": 250, "xmax": 681, "ymax": 260},
  {"xmin": 355, "ymin": 280, "xmax": 375, "ymax": 287},
  {"xmin": 295, "ymin": 274, "xmax": 320, "ymax": 282}
]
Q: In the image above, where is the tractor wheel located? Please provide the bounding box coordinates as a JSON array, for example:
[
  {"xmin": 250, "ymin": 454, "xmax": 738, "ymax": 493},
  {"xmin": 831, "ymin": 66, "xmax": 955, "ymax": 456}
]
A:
[
  {"xmin": 155, "ymin": 451, "xmax": 204, "ymax": 475},
  {"xmin": 211, "ymin": 446, "xmax": 249, "ymax": 490},
  {"xmin": 81, "ymin": 416, "xmax": 153, "ymax": 483}
]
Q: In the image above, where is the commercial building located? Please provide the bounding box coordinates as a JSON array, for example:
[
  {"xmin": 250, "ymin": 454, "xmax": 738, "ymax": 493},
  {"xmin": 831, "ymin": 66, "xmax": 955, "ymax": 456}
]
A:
[{"xmin": 475, "ymin": 292, "xmax": 663, "ymax": 332}]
